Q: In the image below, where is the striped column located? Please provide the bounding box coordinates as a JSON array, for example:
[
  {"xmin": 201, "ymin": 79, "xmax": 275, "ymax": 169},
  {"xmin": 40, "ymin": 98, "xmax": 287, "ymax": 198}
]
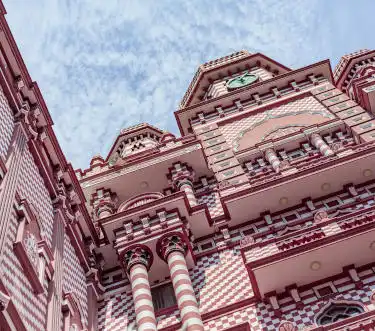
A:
[
  {"xmin": 311, "ymin": 133, "xmax": 334, "ymax": 157},
  {"xmin": 170, "ymin": 163, "xmax": 197, "ymax": 208},
  {"xmin": 264, "ymin": 148, "xmax": 281, "ymax": 173},
  {"xmin": 158, "ymin": 234, "xmax": 204, "ymax": 331},
  {"xmin": 122, "ymin": 245, "xmax": 157, "ymax": 331},
  {"xmin": 178, "ymin": 179, "xmax": 198, "ymax": 207}
]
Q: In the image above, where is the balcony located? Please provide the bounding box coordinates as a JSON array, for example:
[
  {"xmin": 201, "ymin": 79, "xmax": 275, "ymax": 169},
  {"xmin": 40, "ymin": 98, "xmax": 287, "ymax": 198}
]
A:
[
  {"xmin": 240, "ymin": 205, "xmax": 375, "ymax": 298},
  {"xmin": 220, "ymin": 139, "xmax": 375, "ymax": 227}
]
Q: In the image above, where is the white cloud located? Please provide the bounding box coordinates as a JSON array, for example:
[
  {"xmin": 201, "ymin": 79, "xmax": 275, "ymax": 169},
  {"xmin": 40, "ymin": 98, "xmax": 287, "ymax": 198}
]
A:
[{"xmin": 3, "ymin": 0, "xmax": 375, "ymax": 169}]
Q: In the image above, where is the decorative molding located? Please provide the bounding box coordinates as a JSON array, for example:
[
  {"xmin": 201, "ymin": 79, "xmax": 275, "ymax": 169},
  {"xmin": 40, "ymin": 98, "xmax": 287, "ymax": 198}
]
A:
[
  {"xmin": 278, "ymin": 321, "xmax": 297, "ymax": 331},
  {"xmin": 157, "ymin": 232, "xmax": 188, "ymax": 261},
  {"xmin": 232, "ymin": 101, "xmax": 334, "ymax": 151},
  {"xmin": 120, "ymin": 244, "xmax": 154, "ymax": 273},
  {"xmin": 118, "ymin": 192, "xmax": 164, "ymax": 212},
  {"xmin": 13, "ymin": 198, "xmax": 46, "ymax": 294}
]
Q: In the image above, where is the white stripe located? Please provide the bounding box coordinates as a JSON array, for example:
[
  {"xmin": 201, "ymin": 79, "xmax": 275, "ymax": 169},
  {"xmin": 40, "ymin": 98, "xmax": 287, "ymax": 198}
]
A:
[
  {"xmin": 171, "ymin": 273, "xmax": 191, "ymax": 284},
  {"xmin": 168, "ymin": 253, "xmax": 185, "ymax": 263},
  {"xmin": 136, "ymin": 309, "xmax": 156, "ymax": 321},
  {"xmin": 131, "ymin": 266, "xmax": 148, "ymax": 276},
  {"xmin": 178, "ymin": 293, "xmax": 199, "ymax": 306},
  {"xmin": 134, "ymin": 298, "xmax": 154, "ymax": 310},
  {"xmin": 138, "ymin": 322, "xmax": 157, "ymax": 331},
  {"xmin": 133, "ymin": 288, "xmax": 152, "ymax": 299},
  {"xmin": 132, "ymin": 277, "xmax": 150, "ymax": 287},
  {"xmin": 174, "ymin": 283, "xmax": 194, "ymax": 296},
  {"xmin": 170, "ymin": 263, "xmax": 188, "ymax": 276}
]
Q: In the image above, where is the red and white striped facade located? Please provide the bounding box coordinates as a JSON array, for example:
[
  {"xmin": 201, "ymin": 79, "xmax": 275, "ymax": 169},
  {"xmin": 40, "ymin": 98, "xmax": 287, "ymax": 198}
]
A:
[{"xmin": 2, "ymin": 1, "xmax": 375, "ymax": 330}]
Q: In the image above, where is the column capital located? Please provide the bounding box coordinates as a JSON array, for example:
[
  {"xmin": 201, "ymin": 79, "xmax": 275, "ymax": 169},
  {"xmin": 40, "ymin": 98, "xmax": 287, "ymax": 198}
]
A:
[
  {"xmin": 168, "ymin": 162, "xmax": 195, "ymax": 189},
  {"xmin": 91, "ymin": 188, "xmax": 118, "ymax": 219},
  {"xmin": 156, "ymin": 232, "xmax": 188, "ymax": 261},
  {"xmin": 120, "ymin": 244, "xmax": 153, "ymax": 273}
]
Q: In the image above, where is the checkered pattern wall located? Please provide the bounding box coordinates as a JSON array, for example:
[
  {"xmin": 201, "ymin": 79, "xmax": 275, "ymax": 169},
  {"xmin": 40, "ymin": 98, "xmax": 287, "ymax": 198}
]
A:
[
  {"xmin": 191, "ymin": 247, "xmax": 253, "ymax": 313},
  {"xmin": 98, "ymin": 288, "xmax": 137, "ymax": 331},
  {"xmin": 98, "ymin": 247, "xmax": 253, "ymax": 330},
  {"xmin": 98, "ymin": 248, "xmax": 375, "ymax": 331},
  {"xmin": 204, "ymin": 266, "xmax": 375, "ymax": 331},
  {"xmin": 1, "ymin": 213, "xmax": 48, "ymax": 331},
  {"xmin": 197, "ymin": 192, "xmax": 225, "ymax": 218},
  {"xmin": 63, "ymin": 233, "xmax": 89, "ymax": 327},
  {"xmin": 18, "ymin": 149, "xmax": 55, "ymax": 247},
  {"xmin": 0, "ymin": 86, "xmax": 14, "ymax": 160},
  {"xmin": 0, "ymin": 144, "xmax": 60, "ymax": 331}
]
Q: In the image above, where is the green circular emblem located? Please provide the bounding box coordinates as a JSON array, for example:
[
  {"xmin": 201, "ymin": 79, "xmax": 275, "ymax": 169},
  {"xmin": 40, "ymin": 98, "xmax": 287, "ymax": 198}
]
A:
[{"xmin": 226, "ymin": 72, "xmax": 258, "ymax": 90}]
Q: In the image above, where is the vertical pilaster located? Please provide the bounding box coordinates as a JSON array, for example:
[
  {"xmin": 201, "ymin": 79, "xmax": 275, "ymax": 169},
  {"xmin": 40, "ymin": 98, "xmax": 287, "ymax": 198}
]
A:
[
  {"xmin": 122, "ymin": 245, "xmax": 157, "ymax": 331},
  {"xmin": 0, "ymin": 123, "xmax": 28, "ymax": 261},
  {"xmin": 310, "ymin": 133, "xmax": 334, "ymax": 157},
  {"xmin": 158, "ymin": 234, "xmax": 204, "ymax": 331},
  {"xmin": 46, "ymin": 208, "xmax": 65, "ymax": 331}
]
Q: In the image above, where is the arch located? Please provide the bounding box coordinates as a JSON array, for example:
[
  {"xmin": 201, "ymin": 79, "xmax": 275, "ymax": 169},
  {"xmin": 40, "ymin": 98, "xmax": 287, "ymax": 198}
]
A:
[
  {"xmin": 118, "ymin": 192, "xmax": 165, "ymax": 212},
  {"xmin": 261, "ymin": 124, "xmax": 308, "ymax": 142},
  {"xmin": 231, "ymin": 102, "xmax": 335, "ymax": 152},
  {"xmin": 315, "ymin": 300, "xmax": 365, "ymax": 326}
]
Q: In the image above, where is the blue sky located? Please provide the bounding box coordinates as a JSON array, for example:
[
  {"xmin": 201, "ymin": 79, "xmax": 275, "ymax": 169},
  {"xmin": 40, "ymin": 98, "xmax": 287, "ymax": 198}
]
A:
[{"xmin": 3, "ymin": 0, "xmax": 375, "ymax": 169}]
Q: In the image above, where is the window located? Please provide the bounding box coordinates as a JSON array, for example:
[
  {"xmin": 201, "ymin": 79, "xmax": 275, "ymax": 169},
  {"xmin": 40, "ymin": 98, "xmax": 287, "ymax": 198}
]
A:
[
  {"xmin": 13, "ymin": 199, "xmax": 53, "ymax": 294},
  {"xmin": 316, "ymin": 303, "xmax": 364, "ymax": 325},
  {"xmin": 313, "ymin": 282, "xmax": 336, "ymax": 298},
  {"xmin": 151, "ymin": 283, "xmax": 177, "ymax": 311}
]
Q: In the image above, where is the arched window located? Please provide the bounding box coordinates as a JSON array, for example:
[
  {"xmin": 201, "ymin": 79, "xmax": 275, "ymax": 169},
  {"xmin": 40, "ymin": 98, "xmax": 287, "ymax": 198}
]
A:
[{"xmin": 316, "ymin": 302, "xmax": 364, "ymax": 325}]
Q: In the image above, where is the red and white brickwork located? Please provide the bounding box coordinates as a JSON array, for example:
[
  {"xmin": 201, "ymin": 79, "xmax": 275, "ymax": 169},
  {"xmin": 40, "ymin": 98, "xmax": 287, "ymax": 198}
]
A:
[
  {"xmin": 191, "ymin": 248, "xmax": 253, "ymax": 314},
  {"xmin": 1, "ymin": 213, "xmax": 48, "ymax": 331},
  {"xmin": 98, "ymin": 289, "xmax": 137, "ymax": 331},
  {"xmin": 63, "ymin": 233, "xmax": 89, "ymax": 327},
  {"xmin": 0, "ymin": 86, "xmax": 14, "ymax": 159},
  {"xmin": 17, "ymin": 149, "xmax": 55, "ymax": 247},
  {"xmin": 129, "ymin": 264, "xmax": 157, "ymax": 331},
  {"xmin": 204, "ymin": 268, "xmax": 375, "ymax": 330},
  {"xmin": 166, "ymin": 250, "xmax": 204, "ymax": 331},
  {"xmin": 197, "ymin": 192, "xmax": 224, "ymax": 218}
]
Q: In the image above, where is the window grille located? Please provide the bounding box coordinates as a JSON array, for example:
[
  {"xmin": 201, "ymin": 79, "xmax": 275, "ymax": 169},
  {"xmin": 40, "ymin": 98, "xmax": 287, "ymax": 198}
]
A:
[{"xmin": 316, "ymin": 303, "xmax": 364, "ymax": 325}]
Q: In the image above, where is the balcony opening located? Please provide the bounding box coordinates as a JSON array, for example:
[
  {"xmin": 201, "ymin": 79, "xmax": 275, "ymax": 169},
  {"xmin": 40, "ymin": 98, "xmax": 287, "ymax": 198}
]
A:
[{"xmin": 151, "ymin": 283, "xmax": 177, "ymax": 311}]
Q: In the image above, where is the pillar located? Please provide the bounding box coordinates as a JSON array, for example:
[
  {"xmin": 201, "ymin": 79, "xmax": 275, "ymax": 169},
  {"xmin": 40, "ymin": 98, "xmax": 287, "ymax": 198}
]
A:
[
  {"xmin": 170, "ymin": 163, "xmax": 197, "ymax": 207},
  {"xmin": 122, "ymin": 245, "xmax": 157, "ymax": 331},
  {"xmin": 46, "ymin": 207, "xmax": 65, "ymax": 331},
  {"xmin": 264, "ymin": 148, "xmax": 281, "ymax": 173},
  {"xmin": 92, "ymin": 188, "xmax": 118, "ymax": 219},
  {"xmin": 310, "ymin": 133, "xmax": 334, "ymax": 157},
  {"xmin": 178, "ymin": 179, "xmax": 197, "ymax": 207},
  {"xmin": 158, "ymin": 234, "xmax": 204, "ymax": 331}
]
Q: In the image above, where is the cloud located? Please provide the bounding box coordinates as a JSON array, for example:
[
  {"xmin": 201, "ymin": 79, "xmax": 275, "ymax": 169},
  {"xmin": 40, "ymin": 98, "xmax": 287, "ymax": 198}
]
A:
[{"xmin": 3, "ymin": 0, "xmax": 375, "ymax": 169}]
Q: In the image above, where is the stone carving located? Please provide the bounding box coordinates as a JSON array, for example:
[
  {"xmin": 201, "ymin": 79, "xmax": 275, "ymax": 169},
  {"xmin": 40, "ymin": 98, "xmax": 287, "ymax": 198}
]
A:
[
  {"xmin": 158, "ymin": 233, "xmax": 188, "ymax": 261},
  {"xmin": 279, "ymin": 321, "xmax": 297, "ymax": 331},
  {"xmin": 313, "ymin": 209, "xmax": 329, "ymax": 223},
  {"xmin": 122, "ymin": 245, "xmax": 153, "ymax": 272},
  {"xmin": 240, "ymin": 235, "xmax": 255, "ymax": 248},
  {"xmin": 23, "ymin": 231, "xmax": 39, "ymax": 270}
]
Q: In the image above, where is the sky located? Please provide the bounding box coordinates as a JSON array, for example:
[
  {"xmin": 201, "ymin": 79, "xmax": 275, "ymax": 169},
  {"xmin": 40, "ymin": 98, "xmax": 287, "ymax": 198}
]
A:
[{"xmin": 3, "ymin": 0, "xmax": 375, "ymax": 170}]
